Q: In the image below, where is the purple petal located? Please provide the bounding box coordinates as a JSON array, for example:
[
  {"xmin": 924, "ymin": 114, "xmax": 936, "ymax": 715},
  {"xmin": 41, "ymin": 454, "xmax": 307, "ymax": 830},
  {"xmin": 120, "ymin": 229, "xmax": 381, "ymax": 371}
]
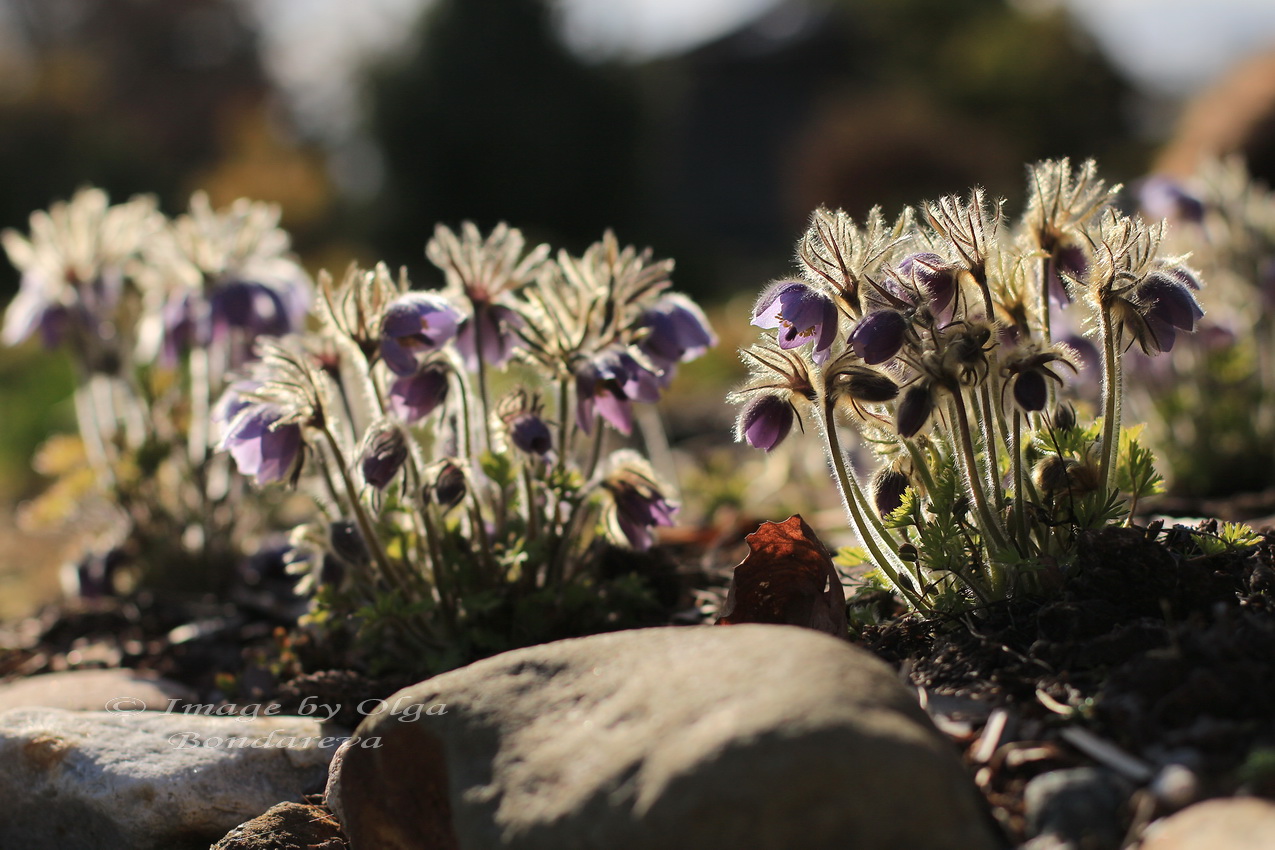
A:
[
  {"xmin": 1140, "ymin": 273, "xmax": 1204, "ymax": 331},
  {"xmin": 389, "ymin": 368, "xmax": 450, "ymax": 422},
  {"xmin": 1012, "ymin": 370, "xmax": 1048, "ymax": 412},
  {"xmin": 849, "ymin": 310, "xmax": 908, "ymax": 364},
  {"xmin": 740, "ymin": 395, "xmax": 793, "ymax": 452}
]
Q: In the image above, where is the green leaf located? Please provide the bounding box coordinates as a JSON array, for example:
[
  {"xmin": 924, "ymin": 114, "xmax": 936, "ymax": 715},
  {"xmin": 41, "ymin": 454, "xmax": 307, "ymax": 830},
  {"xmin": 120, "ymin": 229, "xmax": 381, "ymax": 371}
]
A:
[{"xmin": 480, "ymin": 450, "xmax": 517, "ymax": 488}]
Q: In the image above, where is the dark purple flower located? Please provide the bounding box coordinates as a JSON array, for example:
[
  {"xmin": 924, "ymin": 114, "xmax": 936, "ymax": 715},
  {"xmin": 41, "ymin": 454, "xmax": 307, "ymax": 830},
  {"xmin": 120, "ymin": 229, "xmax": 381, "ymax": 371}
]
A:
[
  {"xmin": 1048, "ymin": 243, "xmax": 1089, "ymax": 305},
  {"xmin": 607, "ymin": 478, "xmax": 677, "ymax": 550},
  {"xmin": 752, "ymin": 281, "xmax": 838, "ymax": 364},
  {"xmin": 636, "ymin": 293, "xmax": 716, "ymax": 383},
  {"xmin": 738, "ymin": 394, "xmax": 794, "ymax": 452},
  {"xmin": 848, "ymin": 309, "xmax": 909, "ymax": 364},
  {"xmin": 896, "ymin": 383, "xmax": 934, "ymax": 438},
  {"xmin": 575, "ymin": 349, "xmax": 662, "ymax": 434},
  {"xmin": 897, "ymin": 253, "xmax": 958, "ymax": 314},
  {"xmin": 380, "ymin": 294, "xmax": 462, "ymax": 376},
  {"xmin": 210, "ymin": 280, "xmax": 296, "ymax": 341},
  {"xmin": 509, "ymin": 412, "xmax": 553, "ymax": 457},
  {"xmin": 1135, "ymin": 271, "xmax": 1204, "ymax": 353},
  {"xmin": 1011, "ymin": 369, "xmax": 1048, "ymax": 412},
  {"xmin": 359, "ymin": 423, "xmax": 408, "ymax": 490},
  {"xmin": 388, "ymin": 364, "xmax": 450, "ymax": 422},
  {"xmin": 1138, "ymin": 176, "xmax": 1205, "ymax": 224},
  {"xmin": 456, "ymin": 303, "xmax": 524, "ymax": 370},
  {"xmin": 221, "ymin": 403, "xmax": 304, "ymax": 484}
]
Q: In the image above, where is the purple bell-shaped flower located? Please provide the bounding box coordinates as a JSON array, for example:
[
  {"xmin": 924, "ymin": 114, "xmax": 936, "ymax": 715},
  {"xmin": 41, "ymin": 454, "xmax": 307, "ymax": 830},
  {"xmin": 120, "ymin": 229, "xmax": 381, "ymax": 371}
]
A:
[{"xmin": 752, "ymin": 281, "xmax": 838, "ymax": 364}]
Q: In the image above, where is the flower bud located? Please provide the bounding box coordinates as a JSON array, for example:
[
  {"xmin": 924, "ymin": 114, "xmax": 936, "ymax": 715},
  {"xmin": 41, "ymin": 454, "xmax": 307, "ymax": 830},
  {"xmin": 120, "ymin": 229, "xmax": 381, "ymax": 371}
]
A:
[
  {"xmin": 1051, "ymin": 404, "xmax": 1076, "ymax": 432},
  {"xmin": 896, "ymin": 383, "xmax": 934, "ymax": 438},
  {"xmin": 359, "ymin": 422, "xmax": 408, "ymax": 490},
  {"xmin": 329, "ymin": 520, "xmax": 370, "ymax": 567},
  {"xmin": 427, "ymin": 461, "xmax": 467, "ymax": 511},
  {"xmin": 830, "ymin": 365, "xmax": 899, "ymax": 403},
  {"xmin": 1012, "ymin": 370, "xmax": 1048, "ymax": 412},
  {"xmin": 872, "ymin": 468, "xmax": 911, "ymax": 518}
]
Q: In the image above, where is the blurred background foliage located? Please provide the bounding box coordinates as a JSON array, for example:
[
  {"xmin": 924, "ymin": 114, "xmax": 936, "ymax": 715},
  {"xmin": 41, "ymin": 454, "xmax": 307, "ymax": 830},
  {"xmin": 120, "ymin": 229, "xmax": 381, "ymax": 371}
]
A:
[{"xmin": 0, "ymin": 0, "xmax": 1273, "ymax": 508}]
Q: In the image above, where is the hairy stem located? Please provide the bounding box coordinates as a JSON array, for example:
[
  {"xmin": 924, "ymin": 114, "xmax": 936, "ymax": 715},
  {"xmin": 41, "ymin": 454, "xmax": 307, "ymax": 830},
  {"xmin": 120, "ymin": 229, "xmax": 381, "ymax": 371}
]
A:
[
  {"xmin": 1097, "ymin": 308, "xmax": 1122, "ymax": 498},
  {"xmin": 949, "ymin": 390, "xmax": 1011, "ymax": 554},
  {"xmin": 819, "ymin": 398, "xmax": 928, "ymax": 611}
]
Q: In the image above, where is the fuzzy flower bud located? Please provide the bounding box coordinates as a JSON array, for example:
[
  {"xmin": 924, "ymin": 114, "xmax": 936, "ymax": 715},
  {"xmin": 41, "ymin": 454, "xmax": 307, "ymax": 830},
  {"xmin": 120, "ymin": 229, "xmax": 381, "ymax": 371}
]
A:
[
  {"xmin": 896, "ymin": 383, "xmax": 935, "ymax": 438},
  {"xmin": 358, "ymin": 422, "xmax": 408, "ymax": 490},
  {"xmin": 426, "ymin": 460, "xmax": 467, "ymax": 512},
  {"xmin": 872, "ymin": 468, "xmax": 912, "ymax": 518}
]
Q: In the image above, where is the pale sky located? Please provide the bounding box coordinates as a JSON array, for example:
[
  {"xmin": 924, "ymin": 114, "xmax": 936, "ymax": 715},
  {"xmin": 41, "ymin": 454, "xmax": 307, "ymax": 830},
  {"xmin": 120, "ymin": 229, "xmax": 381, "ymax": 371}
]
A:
[{"xmin": 246, "ymin": 0, "xmax": 1275, "ymax": 136}]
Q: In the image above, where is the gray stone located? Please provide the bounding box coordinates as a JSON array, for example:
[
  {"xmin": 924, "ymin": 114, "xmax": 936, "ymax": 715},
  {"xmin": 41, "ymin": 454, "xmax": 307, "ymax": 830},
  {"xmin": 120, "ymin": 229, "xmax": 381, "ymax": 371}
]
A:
[
  {"xmin": 0, "ymin": 707, "xmax": 347, "ymax": 850},
  {"xmin": 327, "ymin": 624, "xmax": 999, "ymax": 850},
  {"xmin": 1024, "ymin": 767, "xmax": 1130, "ymax": 850},
  {"xmin": 0, "ymin": 668, "xmax": 196, "ymax": 712},
  {"xmin": 1141, "ymin": 797, "xmax": 1275, "ymax": 850}
]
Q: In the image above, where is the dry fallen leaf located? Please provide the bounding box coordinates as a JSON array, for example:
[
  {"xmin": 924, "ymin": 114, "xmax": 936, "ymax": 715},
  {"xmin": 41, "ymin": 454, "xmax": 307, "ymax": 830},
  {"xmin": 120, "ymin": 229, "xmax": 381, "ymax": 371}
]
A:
[{"xmin": 716, "ymin": 515, "xmax": 848, "ymax": 638}]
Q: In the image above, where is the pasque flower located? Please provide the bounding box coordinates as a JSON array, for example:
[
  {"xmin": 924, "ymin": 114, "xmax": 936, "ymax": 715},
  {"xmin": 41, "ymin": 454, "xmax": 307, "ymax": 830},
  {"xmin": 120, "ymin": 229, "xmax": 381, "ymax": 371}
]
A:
[
  {"xmin": 897, "ymin": 252, "xmax": 959, "ymax": 314},
  {"xmin": 601, "ymin": 455, "xmax": 677, "ymax": 550},
  {"xmin": 752, "ymin": 281, "xmax": 838, "ymax": 363},
  {"xmin": 427, "ymin": 222, "xmax": 549, "ymax": 370},
  {"xmin": 636, "ymin": 293, "xmax": 717, "ymax": 383},
  {"xmin": 1132, "ymin": 270, "xmax": 1205, "ymax": 354},
  {"xmin": 220, "ymin": 402, "xmax": 304, "ymax": 485},
  {"xmin": 388, "ymin": 363, "xmax": 450, "ymax": 422},
  {"xmin": 848, "ymin": 309, "xmax": 909, "ymax": 364},
  {"xmin": 736, "ymin": 394, "xmax": 794, "ymax": 452},
  {"xmin": 574, "ymin": 348, "xmax": 661, "ymax": 434},
  {"xmin": 380, "ymin": 294, "xmax": 462, "ymax": 375}
]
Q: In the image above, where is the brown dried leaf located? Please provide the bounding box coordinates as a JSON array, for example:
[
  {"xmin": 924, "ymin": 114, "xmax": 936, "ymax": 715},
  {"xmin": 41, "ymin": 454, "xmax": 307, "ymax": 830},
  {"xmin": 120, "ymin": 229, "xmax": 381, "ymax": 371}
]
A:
[{"xmin": 716, "ymin": 515, "xmax": 848, "ymax": 638}]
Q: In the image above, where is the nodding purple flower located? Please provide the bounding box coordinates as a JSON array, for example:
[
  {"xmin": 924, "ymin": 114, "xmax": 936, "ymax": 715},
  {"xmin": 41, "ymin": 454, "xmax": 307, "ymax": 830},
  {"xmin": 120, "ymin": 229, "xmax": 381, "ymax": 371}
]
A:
[
  {"xmin": 1011, "ymin": 370, "xmax": 1048, "ymax": 412},
  {"xmin": 606, "ymin": 476, "xmax": 677, "ymax": 550},
  {"xmin": 359, "ymin": 423, "xmax": 409, "ymax": 490},
  {"xmin": 848, "ymin": 309, "xmax": 909, "ymax": 364},
  {"xmin": 220, "ymin": 403, "xmax": 304, "ymax": 485},
  {"xmin": 388, "ymin": 364, "xmax": 450, "ymax": 422},
  {"xmin": 575, "ymin": 349, "xmax": 662, "ymax": 434},
  {"xmin": 897, "ymin": 253, "xmax": 958, "ymax": 314},
  {"xmin": 896, "ymin": 383, "xmax": 935, "ymax": 438},
  {"xmin": 737, "ymin": 394, "xmax": 794, "ymax": 452},
  {"xmin": 752, "ymin": 281, "xmax": 838, "ymax": 364},
  {"xmin": 509, "ymin": 412, "xmax": 553, "ymax": 457},
  {"xmin": 209, "ymin": 279, "xmax": 307, "ymax": 342},
  {"xmin": 636, "ymin": 293, "xmax": 717, "ymax": 383},
  {"xmin": 456, "ymin": 303, "xmax": 524, "ymax": 370},
  {"xmin": 380, "ymin": 294, "xmax": 462, "ymax": 376},
  {"xmin": 1138, "ymin": 176, "xmax": 1205, "ymax": 224},
  {"xmin": 1136, "ymin": 271, "xmax": 1204, "ymax": 354}
]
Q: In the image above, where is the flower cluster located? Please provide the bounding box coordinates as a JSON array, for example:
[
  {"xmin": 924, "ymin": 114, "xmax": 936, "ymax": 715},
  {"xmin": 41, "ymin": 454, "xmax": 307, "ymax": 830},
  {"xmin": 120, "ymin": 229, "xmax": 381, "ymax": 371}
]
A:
[
  {"xmin": 3, "ymin": 190, "xmax": 713, "ymax": 669},
  {"xmin": 732, "ymin": 159, "xmax": 1202, "ymax": 611},
  {"xmin": 2, "ymin": 189, "xmax": 311, "ymax": 589}
]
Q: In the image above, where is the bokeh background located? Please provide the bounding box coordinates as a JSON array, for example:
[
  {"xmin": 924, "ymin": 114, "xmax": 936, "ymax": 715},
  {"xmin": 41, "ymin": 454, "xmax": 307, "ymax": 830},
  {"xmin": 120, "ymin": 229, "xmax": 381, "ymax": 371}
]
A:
[{"xmin": 3, "ymin": 0, "xmax": 1275, "ymax": 609}]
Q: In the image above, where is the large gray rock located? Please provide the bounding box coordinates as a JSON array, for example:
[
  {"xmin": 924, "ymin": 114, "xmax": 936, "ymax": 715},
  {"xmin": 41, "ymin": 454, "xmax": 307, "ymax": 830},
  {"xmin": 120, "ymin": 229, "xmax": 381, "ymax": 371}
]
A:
[
  {"xmin": 0, "ymin": 668, "xmax": 196, "ymax": 712},
  {"xmin": 328, "ymin": 624, "xmax": 999, "ymax": 850},
  {"xmin": 0, "ymin": 707, "xmax": 346, "ymax": 850}
]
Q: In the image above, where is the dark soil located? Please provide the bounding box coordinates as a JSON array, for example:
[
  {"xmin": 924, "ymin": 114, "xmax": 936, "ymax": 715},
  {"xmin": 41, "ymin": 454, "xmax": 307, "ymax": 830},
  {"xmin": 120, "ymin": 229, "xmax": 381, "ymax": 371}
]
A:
[{"xmin": 860, "ymin": 522, "xmax": 1275, "ymax": 845}]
